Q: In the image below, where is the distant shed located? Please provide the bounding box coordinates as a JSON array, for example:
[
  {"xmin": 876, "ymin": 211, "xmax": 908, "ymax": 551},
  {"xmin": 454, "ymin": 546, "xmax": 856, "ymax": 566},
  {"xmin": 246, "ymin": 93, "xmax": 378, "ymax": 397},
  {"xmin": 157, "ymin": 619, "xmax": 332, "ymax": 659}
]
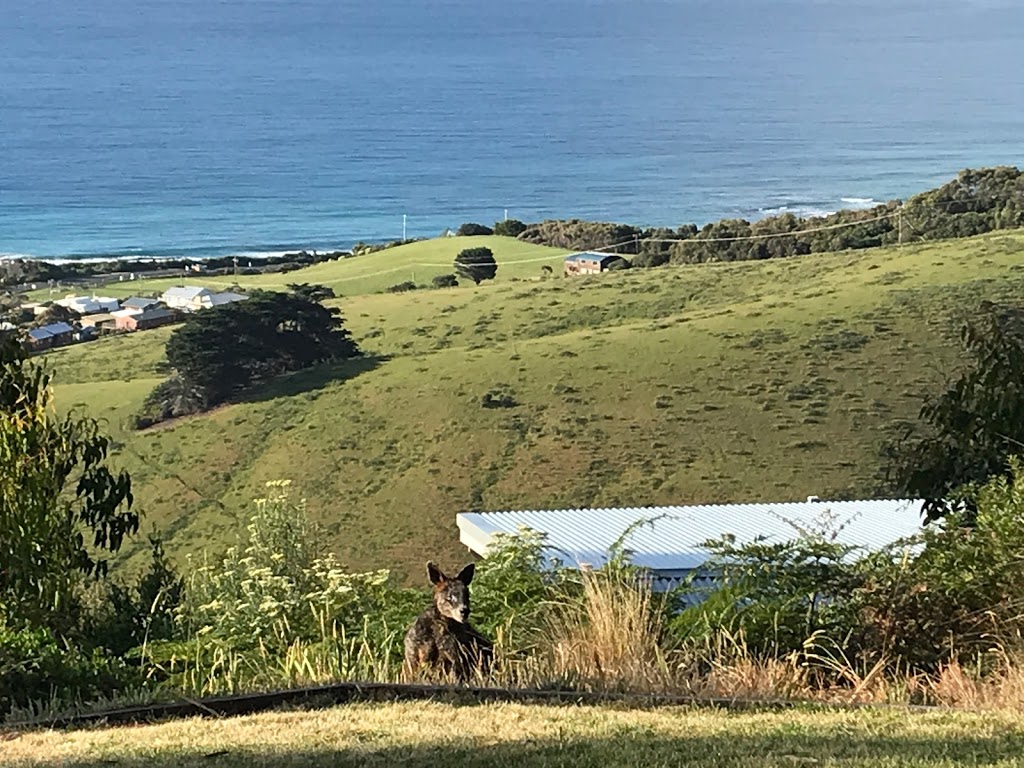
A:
[
  {"xmin": 457, "ymin": 498, "xmax": 926, "ymax": 593},
  {"xmin": 563, "ymin": 251, "xmax": 620, "ymax": 277}
]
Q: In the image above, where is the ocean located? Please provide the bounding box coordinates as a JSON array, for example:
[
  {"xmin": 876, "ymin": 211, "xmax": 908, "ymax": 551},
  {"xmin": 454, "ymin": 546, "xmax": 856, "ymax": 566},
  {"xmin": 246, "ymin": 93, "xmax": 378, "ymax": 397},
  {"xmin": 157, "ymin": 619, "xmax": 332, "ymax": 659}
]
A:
[{"xmin": 2, "ymin": 0, "xmax": 1022, "ymax": 260}]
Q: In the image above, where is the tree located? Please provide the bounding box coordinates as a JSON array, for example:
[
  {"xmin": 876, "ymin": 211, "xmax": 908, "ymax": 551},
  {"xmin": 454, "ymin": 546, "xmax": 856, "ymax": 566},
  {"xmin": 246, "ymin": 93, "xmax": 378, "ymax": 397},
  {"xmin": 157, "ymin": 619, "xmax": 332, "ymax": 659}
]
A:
[
  {"xmin": 493, "ymin": 219, "xmax": 527, "ymax": 238},
  {"xmin": 882, "ymin": 302, "xmax": 1024, "ymax": 521},
  {"xmin": 454, "ymin": 247, "xmax": 498, "ymax": 285},
  {"xmin": 432, "ymin": 274, "xmax": 459, "ymax": 288},
  {"xmin": 34, "ymin": 302, "xmax": 78, "ymax": 327},
  {"xmin": 456, "ymin": 223, "xmax": 493, "ymax": 236},
  {"xmin": 162, "ymin": 291, "xmax": 360, "ymax": 412},
  {"xmin": 0, "ymin": 337, "xmax": 136, "ymax": 626},
  {"xmin": 287, "ymin": 283, "xmax": 336, "ymax": 302}
]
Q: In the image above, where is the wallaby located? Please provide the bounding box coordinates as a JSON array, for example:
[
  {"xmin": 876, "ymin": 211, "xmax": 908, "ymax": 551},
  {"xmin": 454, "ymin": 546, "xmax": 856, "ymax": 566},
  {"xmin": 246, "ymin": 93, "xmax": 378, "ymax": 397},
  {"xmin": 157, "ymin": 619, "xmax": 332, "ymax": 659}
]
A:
[{"xmin": 403, "ymin": 561, "xmax": 493, "ymax": 683}]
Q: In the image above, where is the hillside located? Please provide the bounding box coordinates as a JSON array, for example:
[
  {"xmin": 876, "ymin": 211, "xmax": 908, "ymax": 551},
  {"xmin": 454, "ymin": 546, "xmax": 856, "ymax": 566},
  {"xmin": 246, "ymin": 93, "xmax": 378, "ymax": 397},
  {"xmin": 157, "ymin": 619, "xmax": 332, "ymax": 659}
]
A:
[
  {"xmin": 47, "ymin": 232, "xmax": 1024, "ymax": 580},
  {"xmin": 39, "ymin": 236, "xmax": 570, "ymax": 300}
]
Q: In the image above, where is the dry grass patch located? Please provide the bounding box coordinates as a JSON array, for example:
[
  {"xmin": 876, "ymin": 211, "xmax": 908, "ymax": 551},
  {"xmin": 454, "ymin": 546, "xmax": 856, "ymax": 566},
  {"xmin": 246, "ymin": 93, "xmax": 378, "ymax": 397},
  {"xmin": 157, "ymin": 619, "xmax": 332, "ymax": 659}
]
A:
[{"xmin": 7, "ymin": 701, "xmax": 1024, "ymax": 768}]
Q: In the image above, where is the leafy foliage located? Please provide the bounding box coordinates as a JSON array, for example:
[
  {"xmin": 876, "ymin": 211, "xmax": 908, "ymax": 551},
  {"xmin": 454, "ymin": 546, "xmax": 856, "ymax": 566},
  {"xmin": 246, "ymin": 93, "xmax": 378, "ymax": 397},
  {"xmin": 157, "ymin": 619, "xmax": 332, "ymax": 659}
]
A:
[
  {"xmin": 431, "ymin": 273, "xmax": 459, "ymax": 288},
  {"xmin": 387, "ymin": 281, "xmax": 418, "ymax": 293},
  {"xmin": 454, "ymin": 247, "xmax": 498, "ymax": 285},
  {"xmin": 882, "ymin": 302, "xmax": 1024, "ymax": 521},
  {"xmin": 493, "ymin": 219, "xmax": 527, "ymax": 237},
  {"xmin": 175, "ymin": 482, "xmax": 396, "ymax": 649},
  {"xmin": 456, "ymin": 222, "xmax": 494, "ymax": 237},
  {"xmin": 286, "ymin": 283, "xmax": 336, "ymax": 302},
  {"xmin": 161, "ymin": 290, "xmax": 359, "ymax": 412},
  {"xmin": 0, "ymin": 337, "xmax": 136, "ymax": 628}
]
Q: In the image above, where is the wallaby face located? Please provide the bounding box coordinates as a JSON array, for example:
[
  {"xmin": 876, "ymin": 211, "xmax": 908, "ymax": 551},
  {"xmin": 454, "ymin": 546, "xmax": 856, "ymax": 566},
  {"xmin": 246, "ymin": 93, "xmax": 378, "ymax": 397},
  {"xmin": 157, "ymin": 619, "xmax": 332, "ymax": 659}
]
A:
[{"xmin": 428, "ymin": 561, "xmax": 474, "ymax": 624}]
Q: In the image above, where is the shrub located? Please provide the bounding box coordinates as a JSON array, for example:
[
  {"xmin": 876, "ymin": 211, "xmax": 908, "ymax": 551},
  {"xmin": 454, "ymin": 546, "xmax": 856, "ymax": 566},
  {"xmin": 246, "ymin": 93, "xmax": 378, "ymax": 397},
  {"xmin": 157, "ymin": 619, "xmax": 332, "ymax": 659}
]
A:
[
  {"xmin": 0, "ymin": 617, "xmax": 135, "ymax": 719},
  {"xmin": 493, "ymin": 219, "xmax": 527, "ymax": 238},
  {"xmin": 387, "ymin": 281, "xmax": 418, "ymax": 293},
  {"xmin": 431, "ymin": 274, "xmax": 459, "ymax": 289},
  {"xmin": 176, "ymin": 482, "xmax": 394, "ymax": 649},
  {"xmin": 456, "ymin": 223, "xmax": 494, "ymax": 236}
]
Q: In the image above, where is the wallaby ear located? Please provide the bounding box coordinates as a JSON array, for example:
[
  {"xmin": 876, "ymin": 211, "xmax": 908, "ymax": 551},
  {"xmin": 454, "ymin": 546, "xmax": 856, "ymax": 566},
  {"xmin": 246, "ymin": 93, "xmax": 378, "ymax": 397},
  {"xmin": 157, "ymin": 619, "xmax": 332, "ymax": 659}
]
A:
[
  {"xmin": 426, "ymin": 561, "xmax": 446, "ymax": 585},
  {"xmin": 455, "ymin": 562, "xmax": 475, "ymax": 586}
]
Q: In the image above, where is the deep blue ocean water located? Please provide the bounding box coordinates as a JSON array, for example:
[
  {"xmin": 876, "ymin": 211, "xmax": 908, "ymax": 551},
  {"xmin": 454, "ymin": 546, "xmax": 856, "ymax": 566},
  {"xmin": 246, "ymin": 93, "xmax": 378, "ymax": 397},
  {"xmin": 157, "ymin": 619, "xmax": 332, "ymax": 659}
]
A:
[{"xmin": 2, "ymin": 0, "xmax": 1022, "ymax": 260}]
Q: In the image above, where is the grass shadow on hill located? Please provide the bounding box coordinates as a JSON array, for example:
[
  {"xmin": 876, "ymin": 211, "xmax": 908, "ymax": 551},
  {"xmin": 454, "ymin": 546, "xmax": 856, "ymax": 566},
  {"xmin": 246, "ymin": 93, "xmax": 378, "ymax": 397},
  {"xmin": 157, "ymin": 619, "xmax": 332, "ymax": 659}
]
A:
[
  {"xmin": 241, "ymin": 354, "xmax": 389, "ymax": 404},
  {"xmin": 22, "ymin": 725, "xmax": 1024, "ymax": 768}
]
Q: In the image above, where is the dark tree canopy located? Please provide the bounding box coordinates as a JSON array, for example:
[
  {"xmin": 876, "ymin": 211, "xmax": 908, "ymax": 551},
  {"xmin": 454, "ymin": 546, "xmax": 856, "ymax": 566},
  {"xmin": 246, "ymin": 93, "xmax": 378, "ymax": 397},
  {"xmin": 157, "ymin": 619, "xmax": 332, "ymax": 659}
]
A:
[
  {"xmin": 454, "ymin": 247, "xmax": 498, "ymax": 285},
  {"xmin": 456, "ymin": 222, "xmax": 494, "ymax": 237},
  {"xmin": 286, "ymin": 283, "xmax": 336, "ymax": 302},
  {"xmin": 882, "ymin": 302, "xmax": 1024, "ymax": 521},
  {"xmin": 493, "ymin": 219, "xmax": 527, "ymax": 238},
  {"xmin": 1, "ymin": 337, "xmax": 136, "ymax": 626},
  {"xmin": 163, "ymin": 291, "xmax": 360, "ymax": 410},
  {"xmin": 431, "ymin": 273, "xmax": 459, "ymax": 288}
]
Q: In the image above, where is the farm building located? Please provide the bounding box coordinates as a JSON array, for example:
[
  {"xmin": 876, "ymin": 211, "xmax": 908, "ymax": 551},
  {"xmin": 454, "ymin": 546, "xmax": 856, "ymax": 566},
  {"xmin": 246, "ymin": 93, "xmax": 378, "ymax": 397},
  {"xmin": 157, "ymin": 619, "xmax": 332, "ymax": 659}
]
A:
[
  {"xmin": 457, "ymin": 498, "xmax": 926, "ymax": 594},
  {"xmin": 563, "ymin": 251, "xmax": 620, "ymax": 277},
  {"xmin": 115, "ymin": 307, "xmax": 179, "ymax": 332}
]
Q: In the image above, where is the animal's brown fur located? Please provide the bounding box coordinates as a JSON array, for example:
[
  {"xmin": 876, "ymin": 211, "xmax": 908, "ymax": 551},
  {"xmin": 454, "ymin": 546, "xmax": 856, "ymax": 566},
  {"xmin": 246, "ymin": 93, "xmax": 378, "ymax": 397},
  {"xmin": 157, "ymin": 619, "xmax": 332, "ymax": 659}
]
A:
[{"xmin": 403, "ymin": 561, "xmax": 493, "ymax": 683}]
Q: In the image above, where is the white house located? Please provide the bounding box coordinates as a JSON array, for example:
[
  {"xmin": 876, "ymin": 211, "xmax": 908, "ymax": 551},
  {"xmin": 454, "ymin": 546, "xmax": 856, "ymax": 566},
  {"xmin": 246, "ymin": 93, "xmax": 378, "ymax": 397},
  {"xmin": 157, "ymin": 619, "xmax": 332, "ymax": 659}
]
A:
[
  {"xmin": 161, "ymin": 287, "xmax": 248, "ymax": 312},
  {"xmin": 457, "ymin": 497, "xmax": 926, "ymax": 596},
  {"xmin": 161, "ymin": 286, "xmax": 214, "ymax": 312},
  {"xmin": 55, "ymin": 295, "xmax": 121, "ymax": 315}
]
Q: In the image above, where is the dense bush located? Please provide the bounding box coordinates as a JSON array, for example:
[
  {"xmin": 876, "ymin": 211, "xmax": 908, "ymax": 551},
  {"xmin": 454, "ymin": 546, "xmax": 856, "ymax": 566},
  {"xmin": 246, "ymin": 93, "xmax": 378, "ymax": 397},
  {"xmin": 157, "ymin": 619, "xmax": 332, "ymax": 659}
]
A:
[
  {"xmin": 456, "ymin": 223, "xmax": 494, "ymax": 236},
  {"xmin": 493, "ymin": 219, "xmax": 527, "ymax": 237},
  {"xmin": 387, "ymin": 281, "xmax": 418, "ymax": 293},
  {"xmin": 431, "ymin": 274, "xmax": 459, "ymax": 288},
  {"xmin": 0, "ymin": 617, "xmax": 136, "ymax": 719}
]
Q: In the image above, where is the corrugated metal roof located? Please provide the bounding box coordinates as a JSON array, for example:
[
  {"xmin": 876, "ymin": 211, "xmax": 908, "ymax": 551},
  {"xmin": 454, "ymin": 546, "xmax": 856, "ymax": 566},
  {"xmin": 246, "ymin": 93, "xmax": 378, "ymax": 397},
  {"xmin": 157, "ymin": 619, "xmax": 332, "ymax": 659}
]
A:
[
  {"xmin": 163, "ymin": 286, "xmax": 211, "ymax": 300},
  {"xmin": 457, "ymin": 499, "xmax": 926, "ymax": 572}
]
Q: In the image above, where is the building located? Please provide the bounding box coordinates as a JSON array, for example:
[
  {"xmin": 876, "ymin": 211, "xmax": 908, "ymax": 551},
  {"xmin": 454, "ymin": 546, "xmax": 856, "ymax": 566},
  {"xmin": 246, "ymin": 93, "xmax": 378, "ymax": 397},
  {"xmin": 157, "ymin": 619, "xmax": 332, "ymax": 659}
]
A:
[
  {"xmin": 115, "ymin": 307, "xmax": 179, "ymax": 332},
  {"xmin": 564, "ymin": 252, "xmax": 620, "ymax": 277},
  {"xmin": 457, "ymin": 498, "xmax": 926, "ymax": 595},
  {"xmin": 160, "ymin": 286, "xmax": 248, "ymax": 312},
  {"xmin": 79, "ymin": 312, "xmax": 117, "ymax": 329},
  {"xmin": 161, "ymin": 286, "xmax": 214, "ymax": 312},
  {"xmin": 25, "ymin": 322, "xmax": 75, "ymax": 351},
  {"xmin": 200, "ymin": 291, "xmax": 248, "ymax": 309},
  {"xmin": 121, "ymin": 296, "xmax": 160, "ymax": 313},
  {"xmin": 55, "ymin": 295, "xmax": 121, "ymax": 315}
]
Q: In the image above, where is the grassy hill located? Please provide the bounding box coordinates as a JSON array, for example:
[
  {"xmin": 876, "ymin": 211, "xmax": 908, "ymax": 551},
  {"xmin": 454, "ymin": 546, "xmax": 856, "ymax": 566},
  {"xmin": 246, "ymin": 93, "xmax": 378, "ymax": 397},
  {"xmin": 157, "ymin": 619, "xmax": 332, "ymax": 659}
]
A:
[
  {"xmin": 10, "ymin": 700, "xmax": 1024, "ymax": 767},
  {"xmin": 46, "ymin": 232, "xmax": 1024, "ymax": 581},
  {"xmin": 39, "ymin": 236, "xmax": 570, "ymax": 300}
]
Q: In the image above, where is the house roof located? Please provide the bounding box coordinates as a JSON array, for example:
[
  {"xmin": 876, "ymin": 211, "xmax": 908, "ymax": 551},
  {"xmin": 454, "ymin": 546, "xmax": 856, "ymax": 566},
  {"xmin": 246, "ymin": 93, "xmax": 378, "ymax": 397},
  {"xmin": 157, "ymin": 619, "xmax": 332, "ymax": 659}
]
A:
[
  {"xmin": 122, "ymin": 296, "xmax": 159, "ymax": 309},
  {"xmin": 457, "ymin": 499, "xmax": 927, "ymax": 573},
  {"xmin": 205, "ymin": 291, "xmax": 248, "ymax": 305},
  {"xmin": 27, "ymin": 322, "xmax": 74, "ymax": 341},
  {"xmin": 162, "ymin": 286, "xmax": 212, "ymax": 300},
  {"xmin": 135, "ymin": 307, "xmax": 176, "ymax": 322},
  {"xmin": 565, "ymin": 251, "xmax": 618, "ymax": 263}
]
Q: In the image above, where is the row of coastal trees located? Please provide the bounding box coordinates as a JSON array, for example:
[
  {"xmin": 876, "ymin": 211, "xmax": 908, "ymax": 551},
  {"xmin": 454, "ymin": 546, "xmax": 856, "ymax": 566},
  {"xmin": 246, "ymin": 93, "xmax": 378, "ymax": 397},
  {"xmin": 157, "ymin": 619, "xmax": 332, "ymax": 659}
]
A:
[
  {"xmin": 494, "ymin": 166, "xmax": 1024, "ymax": 267},
  {"xmin": 5, "ymin": 294, "xmax": 1024, "ymax": 717}
]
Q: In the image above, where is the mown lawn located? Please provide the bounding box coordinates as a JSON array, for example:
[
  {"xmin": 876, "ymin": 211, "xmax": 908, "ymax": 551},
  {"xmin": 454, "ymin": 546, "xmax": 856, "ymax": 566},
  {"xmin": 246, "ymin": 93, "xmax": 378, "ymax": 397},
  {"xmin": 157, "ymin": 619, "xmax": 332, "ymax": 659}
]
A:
[
  {"xmin": 7, "ymin": 701, "xmax": 1024, "ymax": 767},
  {"xmin": 39, "ymin": 231, "xmax": 1024, "ymax": 580}
]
